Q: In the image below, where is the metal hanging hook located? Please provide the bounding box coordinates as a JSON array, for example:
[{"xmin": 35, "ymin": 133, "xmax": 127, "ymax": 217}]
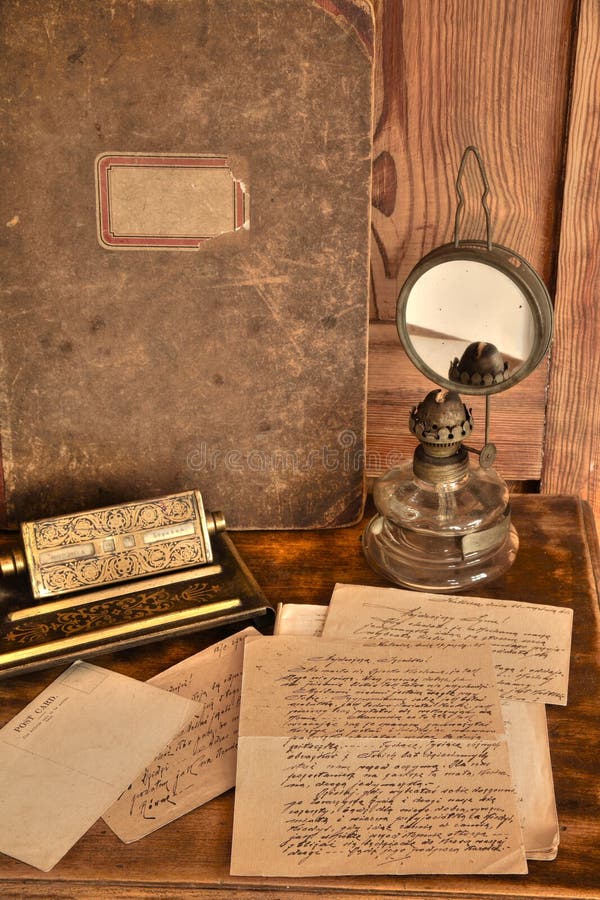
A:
[{"xmin": 453, "ymin": 145, "xmax": 493, "ymax": 251}]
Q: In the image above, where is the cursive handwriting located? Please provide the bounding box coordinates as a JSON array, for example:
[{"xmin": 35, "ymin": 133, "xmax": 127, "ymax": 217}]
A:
[
  {"xmin": 276, "ymin": 652, "xmax": 498, "ymax": 740},
  {"xmin": 278, "ymin": 737, "xmax": 519, "ymax": 867},
  {"xmin": 128, "ymin": 668, "xmax": 242, "ymax": 820},
  {"xmin": 323, "ymin": 586, "xmax": 572, "ymax": 705},
  {"xmin": 104, "ymin": 628, "xmax": 258, "ymax": 842},
  {"xmin": 230, "ymin": 637, "xmax": 526, "ymax": 876}
]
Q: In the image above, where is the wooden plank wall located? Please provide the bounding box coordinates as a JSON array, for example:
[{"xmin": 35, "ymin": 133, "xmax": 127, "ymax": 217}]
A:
[
  {"xmin": 366, "ymin": 0, "xmax": 576, "ymax": 482},
  {"xmin": 542, "ymin": 0, "xmax": 600, "ymax": 520}
]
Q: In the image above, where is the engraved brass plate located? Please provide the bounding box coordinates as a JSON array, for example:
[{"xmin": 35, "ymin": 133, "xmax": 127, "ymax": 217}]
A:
[{"xmin": 21, "ymin": 491, "xmax": 213, "ymax": 600}]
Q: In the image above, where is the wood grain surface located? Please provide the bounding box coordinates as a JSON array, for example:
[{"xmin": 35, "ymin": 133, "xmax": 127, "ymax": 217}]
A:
[
  {"xmin": 542, "ymin": 0, "xmax": 600, "ymax": 524},
  {"xmin": 0, "ymin": 495, "xmax": 598, "ymax": 899},
  {"xmin": 366, "ymin": 0, "xmax": 576, "ymax": 487},
  {"xmin": 369, "ymin": 0, "xmax": 574, "ymax": 321}
]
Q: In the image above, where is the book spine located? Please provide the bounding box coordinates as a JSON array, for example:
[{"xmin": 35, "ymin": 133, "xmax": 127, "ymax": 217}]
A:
[{"xmin": 0, "ymin": 432, "xmax": 7, "ymax": 527}]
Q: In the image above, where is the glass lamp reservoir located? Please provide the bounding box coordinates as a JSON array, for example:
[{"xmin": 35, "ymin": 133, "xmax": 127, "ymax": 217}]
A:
[{"xmin": 363, "ymin": 387, "xmax": 518, "ymax": 592}]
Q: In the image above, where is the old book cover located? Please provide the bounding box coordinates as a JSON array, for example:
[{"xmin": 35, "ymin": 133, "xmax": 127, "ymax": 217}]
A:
[{"xmin": 0, "ymin": 0, "xmax": 373, "ymax": 528}]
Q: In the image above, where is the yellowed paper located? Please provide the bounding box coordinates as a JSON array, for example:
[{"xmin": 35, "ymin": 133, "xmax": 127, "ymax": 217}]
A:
[
  {"xmin": 502, "ymin": 700, "xmax": 559, "ymax": 860},
  {"xmin": 104, "ymin": 627, "xmax": 260, "ymax": 842},
  {"xmin": 230, "ymin": 636, "xmax": 527, "ymax": 876},
  {"xmin": 239, "ymin": 636, "xmax": 504, "ymax": 739},
  {"xmin": 276, "ymin": 598, "xmax": 560, "ymax": 859},
  {"xmin": 107, "ymin": 165, "xmax": 236, "ymax": 237},
  {"xmin": 0, "ymin": 661, "xmax": 198, "ymax": 871},
  {"xmin": 323, "ymin": 585, "xmax": 563, "ymax": 859},
  {"xmin": 323, "ymin": 583, "xmax": 573, "ymax": 704},
  {"xmin": 273, "ymin": 602, "xmax": 329, "ymax": 636}
]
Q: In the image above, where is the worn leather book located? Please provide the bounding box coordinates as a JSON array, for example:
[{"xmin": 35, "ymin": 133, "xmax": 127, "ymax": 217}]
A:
[{"xmin": 0, "ymin": 0, "xmax": 373, "ymax": 528}]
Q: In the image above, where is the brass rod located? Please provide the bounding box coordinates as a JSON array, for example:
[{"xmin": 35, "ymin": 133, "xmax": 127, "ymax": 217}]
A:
[
  {"xmin": 8, "ymin": 564, "xmax": 223, "ymax": 622},
  {"xmin": 0, "ymin": 598, "xmax": 242, "ymax": 666}
]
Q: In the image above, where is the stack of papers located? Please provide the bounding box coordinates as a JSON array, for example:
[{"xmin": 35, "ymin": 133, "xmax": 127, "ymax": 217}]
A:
[
  {"xmin": 231, "ymin": 636, "xmax": 528, "ymax": 875},
  {"xmin": 321, "ymin": 584, "xmax": 574, "ymax": 861},
  {"xmin": 232, "ymin": 584, "xmax": 572, "ymax": 873},
  {"xmin": 0, "ymin": 582, "xmax": 573, "ymax": 878}
]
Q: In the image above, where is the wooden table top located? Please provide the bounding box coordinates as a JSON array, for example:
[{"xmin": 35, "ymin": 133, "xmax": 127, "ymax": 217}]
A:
[{"xmin": 0, "ymin": 494, "xmax": 598, "ymax": 899}]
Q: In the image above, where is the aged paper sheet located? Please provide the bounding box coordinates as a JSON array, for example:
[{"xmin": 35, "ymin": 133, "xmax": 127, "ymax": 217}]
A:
[
  {"xmin": 230, "ymin": 636, "xmax": 527, "ymax": 876},
  {"xmin": 274, "ymin": 602, "xmax": 328, "ymax": 636},
  {"xmin": 322, "ymin": 584, "xmax": 564, "ymax": 858},
  {"xmin": 104, "ymin": 627, "xmax": 260, "ymax": 842},
  {"xmin": 0, "ymin": 661, "xmax": 198, "ymax": 871},
  {"xmin": 501, "ymin": 700, "xmax": 559, "ymax": 859},
  {"xmin": 270, "ymin": 599, "xmax": 560, "ymax": 858},
  {"xmin": 323, "ymin": 583, "xmax": 573, "ymax": 705}
]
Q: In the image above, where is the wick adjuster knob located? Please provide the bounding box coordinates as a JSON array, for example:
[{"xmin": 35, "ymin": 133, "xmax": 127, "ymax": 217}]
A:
[{"xmin": 463, "ymin": 442, "xmax": 498, "ymax": 469}]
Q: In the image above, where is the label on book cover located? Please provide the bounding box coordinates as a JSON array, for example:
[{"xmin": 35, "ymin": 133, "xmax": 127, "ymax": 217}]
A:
[{"xmin": 95, "ymin": 153, "xmax": 248, "ymax": 250}]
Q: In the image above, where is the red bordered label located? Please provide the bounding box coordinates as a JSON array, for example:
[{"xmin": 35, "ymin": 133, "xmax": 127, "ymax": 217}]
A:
[{"xmin": 95, "ymin": 153, "xmax": 248, "ymax": 250}]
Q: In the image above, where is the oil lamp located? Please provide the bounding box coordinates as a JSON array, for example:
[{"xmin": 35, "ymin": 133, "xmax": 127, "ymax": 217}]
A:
[{"xmin": 363, "ymin": 147, "xmax": 553, "ymax": 592}]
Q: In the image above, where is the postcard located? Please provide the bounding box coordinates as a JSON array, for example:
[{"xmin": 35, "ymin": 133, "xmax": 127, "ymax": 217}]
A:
[{"xmin": 0, "ymin": 661, "xmax": 198, "ymax": 871}]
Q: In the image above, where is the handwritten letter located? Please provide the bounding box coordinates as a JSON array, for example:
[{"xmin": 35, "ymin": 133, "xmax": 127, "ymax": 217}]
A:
[
  {"xmin": 230, "ymin": 636, "xmax": 527, "ymax": 876},
  {"xmin": 104, "ymin": 626, "xmax": 259, "ymax": 842},
  {"xmin": 323, "ymin": 584, "xmax": 573, "ymax": 704}
]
